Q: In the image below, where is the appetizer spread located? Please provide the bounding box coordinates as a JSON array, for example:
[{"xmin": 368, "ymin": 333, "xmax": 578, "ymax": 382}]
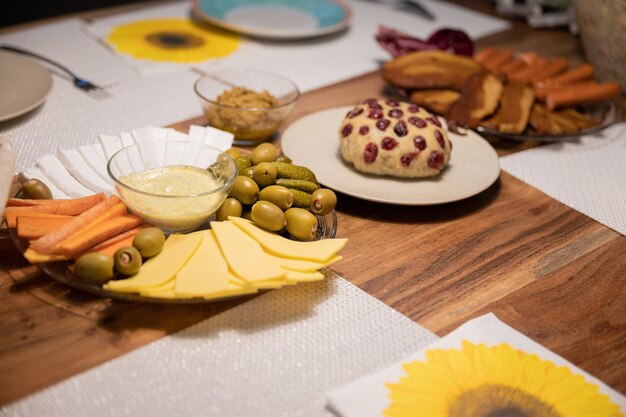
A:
[{"xmin": 339, "ymin": 98, "xmax": 451, "ymax": 178}]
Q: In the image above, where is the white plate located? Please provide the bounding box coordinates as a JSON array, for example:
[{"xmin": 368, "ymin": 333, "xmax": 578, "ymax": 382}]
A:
[
  {"xmin": 281, "ymin": 107, "xmax": 501, "ymax": 205},
  {"xmin": 0, "ymin": 51, "xmax": 53, "ymax": 122},
  {"xmin": 192, "ymin": 0, "xmax": 352, "ymax": 40}
]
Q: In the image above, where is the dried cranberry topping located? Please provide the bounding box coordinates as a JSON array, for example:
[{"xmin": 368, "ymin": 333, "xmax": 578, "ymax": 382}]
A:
[
  {"xmin": 363, "ymin": 98, "xmax": 378, "ymax": 106},
  {"xmin": 381, "ymin": 137, "xmax": 398, "ymax": 150},
  {"xmin": 394, "ymin": 120, "xmax": 408, "ymax": 137},
  {"xmin": 400, "ymin": 152, "xmax": 419, "ymax": 166},
  {"xmin": 428, "ymin": 151, "xmax": 445, "ymax": 170},
  {"xmin": 367, "ymin": 108, "xmax": 384, "ymax": 119},
  {"xmin": 408, "ymin": 117, "xmax": 427, "ymax": 128},
  {"xmin": 388, "ymin": 108, "xmax": 404, "ymax": 119},
  {"xmin": 341, "ymin": 124, "xmax": 353, "ymax": 138},
  {"xmin": 413, "ymin": 136, "xmax": 427, "ymax": 150},
  {"xmin": 435, "ymin": 130, "xmax": 445, "ymax": 148},
  {"xmin": 359, "ymin": 125, "xmax": 370, "ymax": 135},
  {"xmin": 386, "ymin": 99, "xmax": 400, "ymax": 107},
  {"xmin": 346, "ymin": 107, "xmax": 364, "ymax": 119},
  {"xmin": 427, "ymin": 116, "xmax": 442, "ymax": 127},
  {"xmin": 363, "ymin": 142, "xmax": 378, "ymax": 163},
  {"xmin": 376, "ymin": 118, "xmax": 391, "ymax": 131},
  {"xmin": 407, "ymin": 104, "xmax": 420, "ymax": 113}
]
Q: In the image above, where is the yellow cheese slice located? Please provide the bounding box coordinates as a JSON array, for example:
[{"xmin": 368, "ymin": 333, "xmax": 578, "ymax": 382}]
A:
[
  {"xmin": 285, "ymin": 270, "xmax": 325, "ymax": 282},
  {"xmin": 266, "ymin": 253, "xmax": 343, "ymax": 272},
  {"xmin": 211, "ymin": 221, "xmax": 286, "ymax": 283},
  {"xmin": 104, "ymin": 232, "xmax": 202, "ymax": 292},
  {"xmin": 24, "ymin": 248, "xmax": 69, "ymax": 264},
  {"xmin": 175, "ymin": 230, "xmax": 233, "ymax": 297},
  {"xmin": 140, "ymin": 289, "xmax": 177, "ymax": 299},
  {"xmin": 229, "ymin": 217, "xmax": 347, "ymax": 262}
]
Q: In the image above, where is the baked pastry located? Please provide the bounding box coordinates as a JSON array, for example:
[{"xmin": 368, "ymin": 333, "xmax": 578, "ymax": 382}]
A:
[
  {"xmin": 339, "ymin": 98, "xmax": 452, "ymax": 178},
  {"xmin": 481, "ymin": 79, "xmax": 534, "ymax": 134},
  {"xmin": 409, "ymin": 89, "xmax": 460, "ymax": 115},
  {"xmin": 446, "ymin": 73, "xmax": 503, "ymax": 129}
]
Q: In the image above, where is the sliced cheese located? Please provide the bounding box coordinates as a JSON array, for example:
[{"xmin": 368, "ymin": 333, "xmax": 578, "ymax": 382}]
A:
[
  {"xmin": 104, "ymin": 232, "xmax": 202, "ymax": 292},
  {"xmin": 285, "ymin": 270, "xmax": 325, "ymax": 283},
  {"xmin": 229, "ymin": 217, "xmax": 347, "ymax": 262},
  {"xmin": 175, "ymin": 230, "xmax": 233, "ymax": 297},
  {"xmin": 24, "ymin": 248, "xmax": 68, "ymax": 264},
  {"xmin": 211, "ymin": 221, "xmax": 286, "ymax": 283},
  {"xmin": 266, "ymin": 253, "xmax": 343, "ymax": 272}
]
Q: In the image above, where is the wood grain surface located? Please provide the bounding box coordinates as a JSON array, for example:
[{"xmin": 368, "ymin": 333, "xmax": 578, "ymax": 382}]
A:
[{"xmin": 1, "ymin": 0, "xmax": 625, "ymax": 407}]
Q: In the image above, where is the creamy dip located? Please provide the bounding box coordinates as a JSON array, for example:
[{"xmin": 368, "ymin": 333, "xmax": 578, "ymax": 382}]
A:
[{"xmin": 119, "ymin": 165, "xmax": 227, "ymax": 232}]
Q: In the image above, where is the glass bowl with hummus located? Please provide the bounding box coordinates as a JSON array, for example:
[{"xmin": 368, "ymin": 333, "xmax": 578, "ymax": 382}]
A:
[
  {"xmin": 107, "ymin": 141, "xmax": 238, "ymax": 233},
  {"xmin": 194, "ymin": 69, "xmax": 300, "ymax": 145}
]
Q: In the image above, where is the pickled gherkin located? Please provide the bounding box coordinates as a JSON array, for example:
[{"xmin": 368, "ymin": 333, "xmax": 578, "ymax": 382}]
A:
[
  {"xmin": 234, "ymin": 156, "xmax": 252, "ymax": 173},
  {"xmin": 289, "ymin": 189, "xmax": 312, "ymax": 208},
  {"xmin": 270, "ymin": 162, "xmax": 316, "ymax": 182},
  {"xmin": 275, "ymin": 178, "xmax": 319, "ymax": 193}
]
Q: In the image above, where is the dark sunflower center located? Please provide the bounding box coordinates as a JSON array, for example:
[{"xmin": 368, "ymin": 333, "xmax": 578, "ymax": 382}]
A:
[
  {"xmin": 449, "ymin": 384, "xmax": 561, "ymax": 417},
  {"xmin": 145, "ymin": 32, "xmax": 205, "ymax": 49}
]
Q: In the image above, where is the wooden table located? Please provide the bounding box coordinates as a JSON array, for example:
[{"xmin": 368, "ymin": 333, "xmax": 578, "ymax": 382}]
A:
[{"xmin": 1, "ymin": 0, "xmax": 625, "ymax": 407}]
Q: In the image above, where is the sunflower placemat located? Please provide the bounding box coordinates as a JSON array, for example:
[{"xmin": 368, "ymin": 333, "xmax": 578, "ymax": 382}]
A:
[{"xmin": 326, "ymin": 313, "xmax": 626, "ymax": 417}]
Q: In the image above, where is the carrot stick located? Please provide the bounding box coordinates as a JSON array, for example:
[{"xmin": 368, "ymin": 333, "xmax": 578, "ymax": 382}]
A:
[
  {"xmin": 83, "ymin": 233, "xmax": 138, "ymax": 259},
  {"xmin": 55, "ymin": 214, "xmax": 143, "ymax": 257},
  {"xmin": 531, "ymin": 58, "xmax": 568, "ymax": 85},
  {"xmin": 541, "ymin": 64, "xmax": 595, "ymax": 87},
  {"xmin": 5, "ymin": 211, "xmax": 74, "ymax": 229},
  {"xmin": 6, "ymin": 198, "xmax": 54, "ymax": 207},
  {"xmin": 474, "ymin": 47, "xmax": 498, "ymax": 64},
  {"xmin": 546, "ymin": 81, "xmax": 621, "ymax": 110},
  {"xmin": 78, "ymin": 202, "xmax": 127, "ymax": 232},
  {"xmin": 4, "ymin": 193, "xmax": 105, "ymax": 223},
  {"xmin": 500, "ymin": 59, "xmax": 528, "ymax": 76},
  {"xmin": 80, "ymin": 225, "xmax": 145, "ymax": 256},
  {"xmin": 482, "ymin": 49, "xmax": 514, "ymax": 72},
  {"xmin": 29, "ymin": 195, "xmax": 119, "ymax": 254},
  {"xmin": 519, "ymin": 51, "xmax": 540, "ymax": 66},
  {"xmin": 509, "ymin": 58, "xmax": 550, "ymax": 83},
  {"xmin": 17, "ymin": 215, "xmax": 74, "ymax": 239}
]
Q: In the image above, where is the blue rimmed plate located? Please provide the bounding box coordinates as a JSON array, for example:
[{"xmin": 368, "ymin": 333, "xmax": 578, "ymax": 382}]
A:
[{"xmin": 192, "ymin": 0, "xmax": 352, "ymax": 40}]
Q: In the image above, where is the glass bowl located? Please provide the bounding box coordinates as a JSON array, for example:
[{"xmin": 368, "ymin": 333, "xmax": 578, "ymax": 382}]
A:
[
  {"xmin": 194, "ymin": 69, "xmax": 300, "ymax": 145},
  {"xmin": 107, "ymin": 141, "xmax": 237, "ymax": 233}
]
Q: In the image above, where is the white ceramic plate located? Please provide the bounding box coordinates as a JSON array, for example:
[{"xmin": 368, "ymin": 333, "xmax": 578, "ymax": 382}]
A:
[
  {"xmin": 281, "ymin": 107, "xmax": 501, "ymax": 205},
  {"xmin": 192, "ymin": 0, "xmax": 352, "ymax": 40},
  {"xmin": 0, "ymin": 51, "xmax": 53, "ymax": 122}
]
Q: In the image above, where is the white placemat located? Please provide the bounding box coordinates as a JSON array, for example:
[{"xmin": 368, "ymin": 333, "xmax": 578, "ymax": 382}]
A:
[
  {"xmin": 0, "ymin": 272, "xmax": 438, "ymax": 417},
  {"xmin": 501, "ymin": 123, "xmax": 626, "ymax": 236},
  {"xmin": 327, "ymin": 313, "xmax": 626, "ymax": 417}
]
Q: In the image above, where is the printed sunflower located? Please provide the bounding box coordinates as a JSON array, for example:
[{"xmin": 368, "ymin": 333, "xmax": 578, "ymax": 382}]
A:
[
  {"xmin": 107, "ymin": 18, "xmax": 239, "ymax": 63},
  {"xmin": 385, "ymin": 341, "xmax": 624, "ymax": 417}
]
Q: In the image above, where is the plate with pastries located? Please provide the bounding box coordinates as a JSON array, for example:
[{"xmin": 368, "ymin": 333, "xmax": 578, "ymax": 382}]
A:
[{"xmin": 377, "ymin": 27, "xmax": 622, "ymax": 141}]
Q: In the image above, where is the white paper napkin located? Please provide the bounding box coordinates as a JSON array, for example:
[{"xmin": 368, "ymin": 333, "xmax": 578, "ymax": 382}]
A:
[
  {"xmin": 327, "ymin": 313, "xmax": 626, "ymax": 417},
  {"xmin": 501, "ymin": 123, "xmax": 626, "ymax": 236},
  {"xmin": 0, "ymin": 274, "xmax": 438, "ymax": 417}
]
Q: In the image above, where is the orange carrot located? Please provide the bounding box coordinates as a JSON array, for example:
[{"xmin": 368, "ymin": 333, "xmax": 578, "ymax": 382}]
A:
[
  {"xmin": 78, "ymin": 202, "xmax": 127, "ymax": 232},
  {"xmin": 500, "ymin": 59, "xmax": 528, "ymax": 76},
  {"xmin": 16, "ymin": 215, "xmax": 74, "ymax": 239},
  {"xmin": 55, "ymin": 214, "xmax": 143, "ymax": 257},
  {"xmin": 5, "ymin": 211, "xmax": 74, "ymax": 229},
  {"xmin": 541, "ymin": 64, "xmax": 594, "ymax": 87},
  {"xmin": 6, "ymin": 198, "xmax": 54, "ymax": 207},
  {"xmin": 509, "ymin": 58, "xmax": 550, "ymax": 83},
  {"xmin": 474, "ymin": 47, "xmax": 498, "ymax": 64},
  {"xmin": 29, "ymin": 195, "xmax": 119, "ymax": 254},
  {"xmin": 81, "ymin": 225, "xmax": 145, "ymax": 256},
  {"xmin": 88, "ymin": 234, "xmax": 137, "ymax": 258},
  {"xmin": 482, "ymin": 49, "xmax": 514, "ymax": 72},
  {"xmin": 546, "ymin": 81, "xmax": 621, "ymax": 110},
  {"xmin": 519, "ymin": 51, "xmax": 540, "ymax": 66},
  {"xmin": 4, "ymin": 194, "xmax": 105, "ymax": 223},
  {"xmin": 530, "ymin": 58, "xmax": 568, "ymax": 85}
]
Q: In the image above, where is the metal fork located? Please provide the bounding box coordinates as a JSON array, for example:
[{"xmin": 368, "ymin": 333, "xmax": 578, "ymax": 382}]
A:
[{"xmin": 0, "ymin": 44, "xmax": 111, "ymax": 99}]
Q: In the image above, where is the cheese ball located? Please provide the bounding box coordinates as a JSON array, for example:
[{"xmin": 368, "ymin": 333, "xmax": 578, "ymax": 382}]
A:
[{"xmin": 339, "ymin": 98, "xmax": 451, "ymax": 178}]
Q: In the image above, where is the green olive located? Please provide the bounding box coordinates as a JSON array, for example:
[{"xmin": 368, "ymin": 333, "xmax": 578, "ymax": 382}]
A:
[
  {"xmin": 216, "ymin": 197, "xmax": 243, "ymax": 221},
  {"xmin": 229, "ymin": 175, "xmax": 259, "ymax": 205},
  {"xmin": 20, "ymin": 179, "xmax": 53, "ymax": 200},
  {"xmin": 75, "ymin": 253, "xmax": 114, "ymax": 284},
  {"xmin": 309, "ymin": 188, "xmax": 337, "ymax": 215},
  {"xmin": 133, "ymin": 227, "xmax": 166, "ymax": 258},
  {"xmin": 275, "ymin": 155, "xmax": 292, "ymax": 164},
  {"xmin": 114, "ymin": 246, "xmax": 143, "ymax": 276},
  {"xmin": 251, "ymin": 201, "xmax": 286, "ymax": 232},
  {"xmin": 285, "ymin": 208, "xmax": 318, "ymax": 241},
  {"xmin": 234, "ymin": 156, "xmax": 252, "ymax": 173},
  {"xmin": 258, "ymin": 185, "xmax": 293, "ymax": 210},
  {"xmin": 253, "ymin": 162, "xmax": 278, "ymax": 188},
  {"xmin": 251, "ymin": 143, "xmax": 279, "ymax": 165},
  {"xmin": 225, "ymin": 148, "xmax": 242, "ymax": 159}
]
